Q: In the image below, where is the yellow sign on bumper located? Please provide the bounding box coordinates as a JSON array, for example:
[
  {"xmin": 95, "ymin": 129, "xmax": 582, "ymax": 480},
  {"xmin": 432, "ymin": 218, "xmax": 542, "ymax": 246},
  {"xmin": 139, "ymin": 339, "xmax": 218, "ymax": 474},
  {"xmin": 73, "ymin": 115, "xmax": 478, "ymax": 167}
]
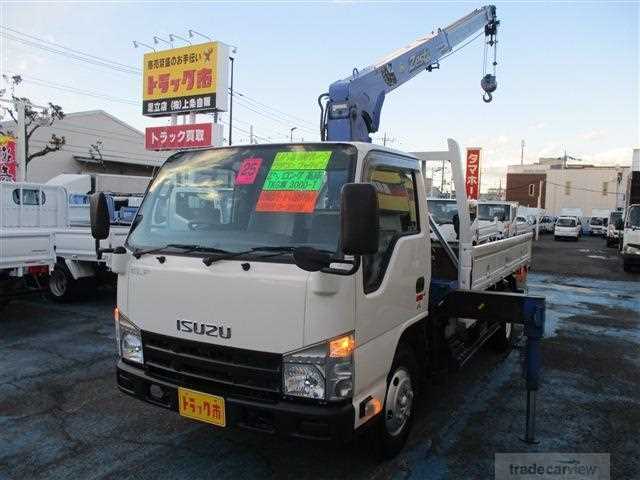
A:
[{"xmin": 178, "ymin": 387, "xmax": 226, "ymax": 427}]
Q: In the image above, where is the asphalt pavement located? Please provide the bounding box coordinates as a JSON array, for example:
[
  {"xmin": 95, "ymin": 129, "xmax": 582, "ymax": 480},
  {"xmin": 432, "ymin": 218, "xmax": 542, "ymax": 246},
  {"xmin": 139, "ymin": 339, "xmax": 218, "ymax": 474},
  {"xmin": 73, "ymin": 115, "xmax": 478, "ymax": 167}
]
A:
[{"xmin": 1, "ymin": 234, "xmax": 638, "ymax": 479}]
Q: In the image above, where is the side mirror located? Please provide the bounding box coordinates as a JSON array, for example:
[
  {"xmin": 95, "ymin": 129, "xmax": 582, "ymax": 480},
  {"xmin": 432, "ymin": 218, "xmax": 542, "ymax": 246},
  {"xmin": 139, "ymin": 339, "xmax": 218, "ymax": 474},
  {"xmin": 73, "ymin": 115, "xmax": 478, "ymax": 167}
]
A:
[
  {"xmin": 90, "ymin": 192, "xmax": 111, "ymax": 240},
  {"xmin": 293, "ymin": 247, "xmax": 331, "ymax": 272},
  {"xmin": 340, "ymin": 183, "xmax": 379, "ymax": 255}
]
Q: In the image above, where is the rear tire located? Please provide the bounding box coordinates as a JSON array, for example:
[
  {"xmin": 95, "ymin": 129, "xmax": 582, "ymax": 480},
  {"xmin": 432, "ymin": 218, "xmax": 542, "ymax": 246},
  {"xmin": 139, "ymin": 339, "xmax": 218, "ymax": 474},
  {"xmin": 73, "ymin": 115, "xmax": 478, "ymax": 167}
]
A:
[
  {"xmin": 48, "ymin": 261, "xmax": 78, "ymax": 302},
  {"xmin": 373, "ymin": 345, "xmax": 418, "ymax": 459}
]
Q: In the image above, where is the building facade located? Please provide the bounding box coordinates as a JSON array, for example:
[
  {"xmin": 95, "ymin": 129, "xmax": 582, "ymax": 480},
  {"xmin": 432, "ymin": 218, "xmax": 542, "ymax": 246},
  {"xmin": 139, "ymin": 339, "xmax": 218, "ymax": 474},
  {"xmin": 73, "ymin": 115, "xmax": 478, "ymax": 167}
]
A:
[{"xmin": 506, "ymin": 159, "xmax": 629, "ymax": 216}]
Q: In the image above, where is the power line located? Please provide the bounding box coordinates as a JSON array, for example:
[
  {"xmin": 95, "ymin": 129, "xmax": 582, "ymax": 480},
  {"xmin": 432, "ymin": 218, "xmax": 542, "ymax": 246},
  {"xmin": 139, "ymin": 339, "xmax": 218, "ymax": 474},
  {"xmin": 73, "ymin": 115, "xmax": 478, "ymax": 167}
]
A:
[
  {"xmin": 1, "ymin": 25, "xmax": 141, "ymax": 73},
  {"xmin": 5, "ymin": 71, "xmax": 290, "ymax": 142},
  {"xmin": 2, "ymin": 25, "xmax": 318, "ymax": 136}
]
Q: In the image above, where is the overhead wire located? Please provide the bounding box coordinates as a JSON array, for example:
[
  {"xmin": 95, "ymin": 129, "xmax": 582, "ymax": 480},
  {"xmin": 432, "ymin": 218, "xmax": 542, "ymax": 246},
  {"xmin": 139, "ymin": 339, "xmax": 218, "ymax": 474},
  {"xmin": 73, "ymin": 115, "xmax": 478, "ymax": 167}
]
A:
[{"xmin": 2, "ymin": 25, "xmax": 318, "ymax": 138}]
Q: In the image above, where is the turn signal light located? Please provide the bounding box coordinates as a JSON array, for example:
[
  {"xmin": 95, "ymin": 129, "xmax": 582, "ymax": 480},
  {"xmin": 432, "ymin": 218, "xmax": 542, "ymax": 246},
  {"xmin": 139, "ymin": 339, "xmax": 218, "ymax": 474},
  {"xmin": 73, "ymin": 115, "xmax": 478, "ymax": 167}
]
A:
[
  {"xmin": 329, "ymin": 334, "xmax": 355, "ymax": 358},
  {"xmin": 114, "ymin": 306, "xmax": 120, "ymax": 322}
]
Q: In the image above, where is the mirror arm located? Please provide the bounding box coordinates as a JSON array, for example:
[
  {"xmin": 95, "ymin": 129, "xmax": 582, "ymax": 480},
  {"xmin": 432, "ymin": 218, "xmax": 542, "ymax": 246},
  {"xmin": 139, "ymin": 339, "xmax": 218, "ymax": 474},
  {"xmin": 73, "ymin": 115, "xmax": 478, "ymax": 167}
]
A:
[
  {"xmin": 95, "ymin": 239, "xmax": 114, "ymax": 261},
  {"xmin": 320, "ymin": 255, "xmax": 360, "ymax": 276}
]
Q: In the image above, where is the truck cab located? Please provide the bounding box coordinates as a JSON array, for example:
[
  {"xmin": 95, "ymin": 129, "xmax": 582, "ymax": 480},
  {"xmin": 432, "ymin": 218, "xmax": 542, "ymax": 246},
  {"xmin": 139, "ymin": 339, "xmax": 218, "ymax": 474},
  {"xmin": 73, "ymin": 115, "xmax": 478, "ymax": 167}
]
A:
[
  {"xmin": 477, "ymin": 201, "xmax": 518, "ymax": 239},
  {"xmin": 620, "ymin": 204, "xmax": 640, "ymax": 272}
]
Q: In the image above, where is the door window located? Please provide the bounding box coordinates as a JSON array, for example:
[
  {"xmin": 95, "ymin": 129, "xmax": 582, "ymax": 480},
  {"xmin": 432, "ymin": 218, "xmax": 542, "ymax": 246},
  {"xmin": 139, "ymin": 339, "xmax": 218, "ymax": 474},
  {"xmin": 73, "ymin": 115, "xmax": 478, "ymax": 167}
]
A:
[{"xmin": 362, "ymin": 161, "xmax": 419, "ymax": 293}]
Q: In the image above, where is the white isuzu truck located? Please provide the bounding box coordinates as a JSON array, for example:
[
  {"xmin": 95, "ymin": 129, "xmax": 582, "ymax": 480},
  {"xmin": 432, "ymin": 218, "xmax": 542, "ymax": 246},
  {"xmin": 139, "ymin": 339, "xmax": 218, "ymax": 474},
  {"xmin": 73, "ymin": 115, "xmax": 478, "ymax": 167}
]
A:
[{"xmin": 88, "ymin": 140, "xmax": 545, "ymax": 457}]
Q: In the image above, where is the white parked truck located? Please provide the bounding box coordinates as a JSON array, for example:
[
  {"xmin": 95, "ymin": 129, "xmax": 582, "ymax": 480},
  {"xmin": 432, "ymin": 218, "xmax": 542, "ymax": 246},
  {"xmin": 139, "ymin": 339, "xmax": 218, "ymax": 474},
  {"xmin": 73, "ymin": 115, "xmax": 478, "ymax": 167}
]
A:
[
  {"xmin": 426, "ymin": 198, "xmax": 500, "ymax": 245},
  {"xmin": 620, "ymin": 204, "xmax": 640, "ymax": 272},
  {"xmin": 44, "ymin": 174, "xmax": 143, "ymax": 301},
  {"xmin": 477, "ymin": 201, "xmax": 519, "ymax": 239},
  {"xmin": 88, "ymin": 140, "xmax": 545, "ymax": 457},
  {"xmin": 0, "ymin": 182, "xmax": 67, "ymax": 304}
]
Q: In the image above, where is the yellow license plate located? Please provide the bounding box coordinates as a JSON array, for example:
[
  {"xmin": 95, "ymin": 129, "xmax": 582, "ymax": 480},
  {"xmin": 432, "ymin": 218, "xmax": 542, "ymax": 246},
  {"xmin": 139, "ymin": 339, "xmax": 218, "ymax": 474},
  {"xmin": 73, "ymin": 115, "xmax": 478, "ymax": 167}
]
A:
[{"xmin": 178, "ymin": 387, "xmax": 226, "ymax": 427}]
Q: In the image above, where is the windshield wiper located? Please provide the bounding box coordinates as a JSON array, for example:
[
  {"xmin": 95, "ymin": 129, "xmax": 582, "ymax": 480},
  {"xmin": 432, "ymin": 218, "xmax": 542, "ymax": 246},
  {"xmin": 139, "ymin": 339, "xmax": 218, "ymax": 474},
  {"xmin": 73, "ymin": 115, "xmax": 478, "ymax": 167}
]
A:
[
  {"xmin": 133, "ymin": 244, "xmax": 230, "ymax": 259},
  {"xmin": 202, "ymin": 246, "xmax": 297, "ymax": 266}
]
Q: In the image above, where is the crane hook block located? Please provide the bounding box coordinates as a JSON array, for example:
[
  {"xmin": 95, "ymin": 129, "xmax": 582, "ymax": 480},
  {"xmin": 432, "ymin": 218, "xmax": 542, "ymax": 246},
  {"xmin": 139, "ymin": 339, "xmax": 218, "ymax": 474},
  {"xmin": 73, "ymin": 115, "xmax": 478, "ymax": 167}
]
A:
[{"xmin": 481, "ymin": 74, "xmax": 497, "ymax": 103}]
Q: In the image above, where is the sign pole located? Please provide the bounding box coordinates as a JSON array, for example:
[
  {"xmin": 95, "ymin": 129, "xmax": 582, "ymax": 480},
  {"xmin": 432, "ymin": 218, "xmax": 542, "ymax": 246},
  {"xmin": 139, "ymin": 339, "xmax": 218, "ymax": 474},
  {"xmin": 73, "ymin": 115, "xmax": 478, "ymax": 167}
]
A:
[
  {"xmin": 16, "ymin": 99, "xmax": 27, "ymax": 182},
  {"xmin": 228, "ymin": 55, "xmax": 234, "ymax": 146}
]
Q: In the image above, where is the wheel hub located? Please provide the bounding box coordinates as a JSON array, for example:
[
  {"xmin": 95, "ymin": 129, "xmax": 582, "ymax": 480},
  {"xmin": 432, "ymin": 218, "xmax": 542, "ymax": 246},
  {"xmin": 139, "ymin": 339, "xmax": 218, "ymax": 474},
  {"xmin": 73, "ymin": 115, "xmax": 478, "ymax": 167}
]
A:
[{"xmin": 385, "ymin": 368, "xmax": 414, "ymax": 437}]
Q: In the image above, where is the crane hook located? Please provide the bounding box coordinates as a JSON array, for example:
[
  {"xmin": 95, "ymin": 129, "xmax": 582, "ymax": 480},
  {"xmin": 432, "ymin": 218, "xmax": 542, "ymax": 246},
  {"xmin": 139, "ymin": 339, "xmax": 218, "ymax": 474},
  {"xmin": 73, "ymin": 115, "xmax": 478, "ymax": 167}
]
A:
[{"xmin": 481, "ymin": 73, "xmax": 497, "ymax": 103}]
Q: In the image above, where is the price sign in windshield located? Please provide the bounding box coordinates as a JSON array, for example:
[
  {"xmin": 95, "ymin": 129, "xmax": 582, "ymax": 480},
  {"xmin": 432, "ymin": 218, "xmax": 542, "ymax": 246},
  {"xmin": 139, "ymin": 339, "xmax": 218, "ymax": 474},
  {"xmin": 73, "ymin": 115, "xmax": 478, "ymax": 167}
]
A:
[{"xmin": 263, "ymin": 170, "xmax": 325, "ymax": 191}]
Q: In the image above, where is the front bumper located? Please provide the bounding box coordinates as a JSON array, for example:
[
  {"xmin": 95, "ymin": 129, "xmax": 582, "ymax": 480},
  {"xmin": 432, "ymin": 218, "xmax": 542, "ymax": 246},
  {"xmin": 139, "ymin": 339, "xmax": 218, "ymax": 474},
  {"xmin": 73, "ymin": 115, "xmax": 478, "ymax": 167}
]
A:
[{"xmin": 116, "ymin": 360, "xmax": 355, "ymax": 441}]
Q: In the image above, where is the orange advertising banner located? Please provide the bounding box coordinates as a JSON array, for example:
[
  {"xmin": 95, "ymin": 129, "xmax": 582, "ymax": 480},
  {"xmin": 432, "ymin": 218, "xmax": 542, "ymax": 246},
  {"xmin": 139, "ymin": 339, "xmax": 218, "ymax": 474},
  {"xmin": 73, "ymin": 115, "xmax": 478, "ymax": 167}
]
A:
[{"xmin": 465, "ymin": 148, "xmax": 481, "ymax": 200}]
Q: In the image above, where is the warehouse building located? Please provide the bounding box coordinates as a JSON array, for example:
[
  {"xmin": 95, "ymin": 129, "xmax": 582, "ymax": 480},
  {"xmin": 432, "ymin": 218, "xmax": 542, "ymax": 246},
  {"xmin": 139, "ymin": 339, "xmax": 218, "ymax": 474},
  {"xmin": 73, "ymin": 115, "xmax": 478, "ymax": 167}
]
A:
[
  {"xmin": 506, "ymin": 158, "xmax": 629, "ymax": 215},
  {"xmin": 1, "ymin": 110, "xmax": 168, "ymax": 192}
]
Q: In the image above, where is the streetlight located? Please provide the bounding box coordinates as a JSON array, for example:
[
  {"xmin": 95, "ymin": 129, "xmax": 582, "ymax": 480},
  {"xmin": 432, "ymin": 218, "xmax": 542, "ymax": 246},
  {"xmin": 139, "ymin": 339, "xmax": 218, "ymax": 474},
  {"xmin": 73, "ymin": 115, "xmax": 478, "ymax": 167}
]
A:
[
  {"xmin": 132, "ymin": 40, "xmax": 156, "ymax": 51},
  {"xmin": 153, "ymin": 35, "xmax": 172, "ymax": 48},
  {"xmin": 169, "ymin": 33, "xmax": 191, "ymax": 45},
  {"xmin": 290, "ymin": 127, "xmax": 298, "ymax": 142}
]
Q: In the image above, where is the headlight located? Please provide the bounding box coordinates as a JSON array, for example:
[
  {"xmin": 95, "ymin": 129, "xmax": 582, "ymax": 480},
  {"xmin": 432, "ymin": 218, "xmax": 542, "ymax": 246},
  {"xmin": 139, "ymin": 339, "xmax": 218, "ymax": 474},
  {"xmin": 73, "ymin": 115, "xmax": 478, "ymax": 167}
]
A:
[
  {"xmin": 114, "ymin": 307, "xmax": 143, "ymax": 364},
  {"xmin": 283, "ymin": 333, "xmax": 355, "ymax": 401}
]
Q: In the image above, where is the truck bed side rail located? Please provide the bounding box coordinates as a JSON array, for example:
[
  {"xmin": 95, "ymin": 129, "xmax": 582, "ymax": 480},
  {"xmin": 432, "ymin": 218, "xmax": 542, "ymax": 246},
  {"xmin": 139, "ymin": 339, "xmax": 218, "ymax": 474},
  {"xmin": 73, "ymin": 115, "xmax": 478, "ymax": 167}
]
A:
[{"xmin": 471, "ymin": 232, "xmax": 532, "ymax": 290}]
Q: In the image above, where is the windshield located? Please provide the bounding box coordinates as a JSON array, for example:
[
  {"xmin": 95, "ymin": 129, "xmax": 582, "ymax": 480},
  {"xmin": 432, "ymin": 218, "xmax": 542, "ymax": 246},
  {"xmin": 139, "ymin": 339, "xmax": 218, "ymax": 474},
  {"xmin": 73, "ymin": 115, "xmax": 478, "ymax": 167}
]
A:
[
  {"xmin": 478, "ymin": 204, "xmax": 509, "ymax": 221},
  {"xmin": 557, "ymin": 218, "xmax": 576, "ymax": 227},
  {"xmin": 628, "ymin": 206, "xmax": 640, "ymax": 228},
  {"xmin": 427, "ymin": 200, "xmax": 457, "ymax": 224},
  {"xmin": 127, "ymin": 144, "xmax": 356, "ymax": 256},
  {"xmin": 589, "ymin": 217, "xmax": 604, "ymax": 226}
]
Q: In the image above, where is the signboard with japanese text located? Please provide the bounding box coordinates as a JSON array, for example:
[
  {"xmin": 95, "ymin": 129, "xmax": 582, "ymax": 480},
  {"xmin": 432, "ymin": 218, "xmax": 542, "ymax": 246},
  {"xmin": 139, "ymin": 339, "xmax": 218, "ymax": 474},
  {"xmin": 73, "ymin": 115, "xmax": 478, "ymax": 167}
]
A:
[
  {"xmin": 465, "ymin": 147, "xmax": 481, "ymax": 200},
  {"xmin": 145, "ymin": 123, "xmax": 221, "ymax": 150},
  {"xmin": 0, "ymin": 135, "xmax": 17, "ymax": 182},
  {"xmin": 143, "ymin": 42, "xmax": 229, "ymax": 116}
]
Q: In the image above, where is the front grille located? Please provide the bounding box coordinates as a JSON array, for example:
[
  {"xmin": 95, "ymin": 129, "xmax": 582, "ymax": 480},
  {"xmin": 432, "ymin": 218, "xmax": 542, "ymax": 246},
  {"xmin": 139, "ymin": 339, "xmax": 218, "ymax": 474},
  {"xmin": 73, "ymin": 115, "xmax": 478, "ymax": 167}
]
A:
[{"xmin": 142, "ymin": 331, "xmax": 282, "ymax": 402}]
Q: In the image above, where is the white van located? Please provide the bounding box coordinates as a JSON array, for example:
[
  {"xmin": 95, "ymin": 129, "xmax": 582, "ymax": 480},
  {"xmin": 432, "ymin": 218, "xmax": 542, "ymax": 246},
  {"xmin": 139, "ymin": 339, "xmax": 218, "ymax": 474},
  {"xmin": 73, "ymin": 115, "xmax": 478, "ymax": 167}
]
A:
[{"xmin": 554, "ymin": 216, "xmax": 581, "ymax": 241}]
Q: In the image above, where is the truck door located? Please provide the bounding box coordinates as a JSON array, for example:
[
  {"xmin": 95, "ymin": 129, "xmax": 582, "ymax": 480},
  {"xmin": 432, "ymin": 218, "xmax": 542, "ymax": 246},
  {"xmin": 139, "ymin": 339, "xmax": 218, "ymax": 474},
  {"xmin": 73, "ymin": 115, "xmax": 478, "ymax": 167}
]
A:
[{"xmin": 355, "ymin": 151, "xmax": 430, "ymax": 348}]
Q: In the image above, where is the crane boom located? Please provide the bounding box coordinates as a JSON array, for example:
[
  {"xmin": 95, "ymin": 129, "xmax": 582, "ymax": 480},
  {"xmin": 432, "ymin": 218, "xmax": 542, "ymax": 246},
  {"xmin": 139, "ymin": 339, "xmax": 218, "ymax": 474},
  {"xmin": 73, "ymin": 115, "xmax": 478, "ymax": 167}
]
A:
[{"xmin": 320, "ymin": 5, "xmax": 499, "ymax": 143}]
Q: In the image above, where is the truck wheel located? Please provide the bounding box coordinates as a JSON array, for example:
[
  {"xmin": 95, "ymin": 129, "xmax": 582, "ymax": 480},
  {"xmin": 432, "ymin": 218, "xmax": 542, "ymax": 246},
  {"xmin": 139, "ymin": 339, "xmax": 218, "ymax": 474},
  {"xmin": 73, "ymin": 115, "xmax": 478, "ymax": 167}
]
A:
[
  {"xmin": 491, "ymin": 322, "xmax": 513, "ymax": 352},
  {"xmin": 373, "ymin": 345, "xmax": 417, "ymax": 459},
  {"xmin": 48, "ymin": 262, "xmax": 77, "ymax": 302}
]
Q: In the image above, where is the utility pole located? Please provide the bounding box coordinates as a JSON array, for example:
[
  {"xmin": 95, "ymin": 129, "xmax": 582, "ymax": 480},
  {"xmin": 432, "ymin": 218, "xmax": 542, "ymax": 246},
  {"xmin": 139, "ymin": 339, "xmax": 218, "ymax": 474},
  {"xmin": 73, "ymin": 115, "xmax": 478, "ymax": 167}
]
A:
[
  {"xmin": 520, "ymin": 139, "xmax": 525, "ymax": 166},
  {"xmin": 16, "ymin": 99, "xmax": 27, "ymax": 182},
  {"xmin": 383, "ymin": 132, "xmax": 387, "ymax": 146},
  {"xmin": 249, "ymin": 125, "xmax": 255, "ymax": 144},
  {"xmin": 441, "ymin": 159, "xmax": 446, "ymax": 197}
]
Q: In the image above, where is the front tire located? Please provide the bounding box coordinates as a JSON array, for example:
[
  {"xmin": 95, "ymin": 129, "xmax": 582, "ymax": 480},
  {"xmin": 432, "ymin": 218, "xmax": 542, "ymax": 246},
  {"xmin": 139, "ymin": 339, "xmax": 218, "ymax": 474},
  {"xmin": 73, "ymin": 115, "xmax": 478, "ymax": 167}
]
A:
[{"xmin": 373, "ymin": 345, "xmax": 418, "ymax": 459}]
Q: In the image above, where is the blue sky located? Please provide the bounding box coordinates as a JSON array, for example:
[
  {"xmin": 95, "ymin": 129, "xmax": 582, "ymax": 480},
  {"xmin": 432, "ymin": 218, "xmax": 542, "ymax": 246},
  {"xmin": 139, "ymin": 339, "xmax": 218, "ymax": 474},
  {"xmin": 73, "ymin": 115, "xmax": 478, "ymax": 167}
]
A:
[{"xmin": 1, "ymin": 1, "xmax": 638, "ymax": 189}]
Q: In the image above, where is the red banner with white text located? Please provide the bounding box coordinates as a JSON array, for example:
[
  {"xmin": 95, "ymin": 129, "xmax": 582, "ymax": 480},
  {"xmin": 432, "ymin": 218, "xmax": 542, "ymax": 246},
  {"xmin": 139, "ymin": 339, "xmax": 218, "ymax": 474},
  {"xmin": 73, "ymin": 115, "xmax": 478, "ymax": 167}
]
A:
[{"xmin": 465, "ymin": 147, "xmax": 481, "ymax": 200}]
